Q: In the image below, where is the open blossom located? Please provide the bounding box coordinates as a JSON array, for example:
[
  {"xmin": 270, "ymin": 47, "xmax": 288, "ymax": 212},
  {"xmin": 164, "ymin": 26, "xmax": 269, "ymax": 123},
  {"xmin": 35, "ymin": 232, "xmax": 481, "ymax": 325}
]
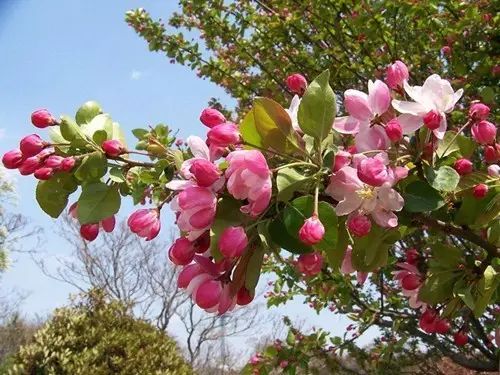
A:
[
  {"xmin": 128, "ymin": 208, "xmax": 161, "ymax": 241},
  {"xmin": 225, "ymin": 150, "xmax": 271, "ymax": 217},
  {"xmin": 393, "ymin": 262, "xmax": 425, "ymax": 309},
  {"xmin": 298, "ymin": 215, "xmax": 325, "ymax": 245},
  {"xmin": 326, "ymin": 153, "xmax": 405, "ymax": 228},
  {"xmin": 385, "ymin": 60, "xmax": 409, "ymax": 89},
  {"xmin": 341, "ymin": 246, "xmax": 368, "ymax": 284},
  {"xmin": 391, "ymin": 74, "xmax": 463, "ymax": 139},
  {"xmin": 333, "ymin": 80, "xmax": 391, "ymax": 152},
  {"xmin": 285, "ymin": 95, "xmax": 302, "ymax": 132}
]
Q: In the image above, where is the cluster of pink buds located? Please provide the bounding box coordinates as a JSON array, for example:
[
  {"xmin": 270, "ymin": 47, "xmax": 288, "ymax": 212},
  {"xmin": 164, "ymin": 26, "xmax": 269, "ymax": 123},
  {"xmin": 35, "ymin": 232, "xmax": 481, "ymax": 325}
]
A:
[
  {"xmin": 468, "ymin": 102, "xmax": 498, "ymax": 164},
  {"xmin": 2, "ymin": 110, "xmax": 76, "ymax": 179},
  {"xmin": 68, "ymin": 203, "xmax": 116, "ymax": 241},
  {"xmin": 418, "ymin": 308, "xmax": 451, "ymax": 335}
]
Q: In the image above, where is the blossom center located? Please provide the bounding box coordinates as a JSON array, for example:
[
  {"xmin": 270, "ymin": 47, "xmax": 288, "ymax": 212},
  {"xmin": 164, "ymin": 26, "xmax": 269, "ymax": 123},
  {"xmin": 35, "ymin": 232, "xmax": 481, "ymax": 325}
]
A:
[{"xmin": 356, "ymin": 185, "xmax": 375, "ymax": 200}]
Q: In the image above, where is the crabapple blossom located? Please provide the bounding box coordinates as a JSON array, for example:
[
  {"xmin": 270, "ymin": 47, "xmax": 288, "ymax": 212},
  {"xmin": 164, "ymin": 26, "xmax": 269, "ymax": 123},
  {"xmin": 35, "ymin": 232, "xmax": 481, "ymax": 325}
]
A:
[
  {"xmin": 31, "ymin": 109, "xmax": 56, "ymax": 128},
  {"xmin": 236, "ymin": 288, "xmax": 254, "ymax": 306},
  {"xmin": 127, "ymin": 208, "xmax": 161, "ymax": 241},
  {"xmin": 100, "ymin": 215, "xmax": 116, "ymax": 232},
  {"xmin": 80, "ymin": 223, "xmax": 99, "ymax": 242},
  {"xmin": 61, "ymin": 157, "xmax": 76, "ymax": 171},
  {"xmin": 347, "ymin": 213, "xmax": 371, "ymax": 237},
  {"xmin": 286, "ymin": 73, "xmax": 307, "ymax": 95},
  {"xmin": 484, "ymin": 145, "xmax": 499, "ymax": 163},
  {"xmin": 471, "ymin": 120, "xmax": 497, "ymax": 145},
  {"xmin": 219, "ymin": 226, "xmax": 248, "ymax": 258},
  {"xmin": 296, "ymin": 252, "xmax": 323, "ymax": 276},
  {"xmin": 487, "ymin": 164, "xmax": 499, "ymax": 177},
  {"xmin": 195, "ymin": 279, "xmax": 222, "ymax": 309},
  {"xmin": 332, "ymin": 150, "xmax": 351, "ymax": 172},
  {"xmin": 469, "ymin": 102, "xmax": 490, "ymax": 120},
  {"xmin": 385, "ymin": 118, "xmax": 403, "ymax": 142},
  {"xmin": 285, "ymin": 94, "xmax": 301, "ymax": 132},
  {"xmin": 394, "ymin": 262, "xmax": 425, "ymax": 309},
  {"xmin": 18, "ymin": 156, "xmax": 42, "ymax": 175},
  {"xmin": 20, "ymin": 134, "xmax": 45, "ymax": 157},
  {"xmin": 454, "ymin": 158, "xmax": 473, "ymax": 175},
  {"xmin": 207, "ymin": 122, "xmax": 240, "ymax": 147},
  {"xmin": 385, "ymin": 60, "xmax": 409, "ymax": 89},
  {"xmin": 298, "ymin": 215, "xmax": 325, "ymax": 245},
  {"xmin": 199, "ymin": 108, "xmax": 226, "ymax": 128},
  {"xmin": 454, "ymin": 331, "xmax": 468, "ymax": 346},
  {"xmin": 2, "ymin": 149, "xmax": 24, "ymax": 169},
  {"xmin": 356, "ymin": 155, "xmax": 389, "ymax": 187},
  {"xmin": 168, "ymin": 237, "xmax": 196, "ymax": 266},
  {"xmin": 44, "ymin": 155, "xmax": 64, "ymax": 169},
  {"xmin": 405, "ymin": 249, "xmax": 419, "ymax": 265},
  {"xmin": 34, "ymin": 167, "xmax": 54, "ymax": 180},
  {"xmin": 473, "ymin": 184, "xmax": 488, "ymax": 199},
  {"xmin": 189, "ymin": 159, "xmax": 221, "ymax": 187},
  {"xmin": 102, "ymin": 139, "xmax": 125, "ymax": 157}
]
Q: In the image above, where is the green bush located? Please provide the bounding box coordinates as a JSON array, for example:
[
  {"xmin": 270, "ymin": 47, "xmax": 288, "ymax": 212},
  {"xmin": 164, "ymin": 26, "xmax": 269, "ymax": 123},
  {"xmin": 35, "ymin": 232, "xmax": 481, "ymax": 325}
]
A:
[{"xmin": 5, "ymin": 290, "xmax": 192, "ymax": 375}]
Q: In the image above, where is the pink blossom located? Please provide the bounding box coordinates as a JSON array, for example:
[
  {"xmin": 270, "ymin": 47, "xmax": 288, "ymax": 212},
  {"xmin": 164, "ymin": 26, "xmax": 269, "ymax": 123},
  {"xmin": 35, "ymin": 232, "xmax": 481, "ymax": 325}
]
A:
[
  {"xmin": 20, "ymin": 134, "xmax": 45, "ymax": 157},
  {"xmin": 487, "ymin": 164, "xmax": 499, "ymax": 177},
  {"xmin": 469, "ymin": 102, "xmax": 490, "ymax": 120},
  {"xmin": 169, "ymin": 237, "xmax": 196, "ymax": 266},
  {"xmin": 219, "ymin": 226, "xmax": 248, "ymax": 258},
  {"xmin": 385, "ymin": 60, "xmax": 409, "ymax": 89},
  {"xmin": 454, "ymin": 158, "xmax": 473, "ymax": 175},
  {"xmin": 333, "ymin": 80, "xmax": 391, "ymax": 152},
  {"xmin": 347, "ymin": 213, "xmax": 371, "ymax": 237},
  {"xmin": 392, "ymin": 74, "xmax": 463, "ymax": 139},
  {"xmin": 484, "ymin": 145, "xmax": 499, "ymax": 163},
  {"xmin": 285, "ymin": 95, "xmax": 301, "ymax": 132},
  {"xmin": 80, "ymin": 223, "xmax": 99, "ymax": 242},
  {"xmin": 189, "ymin": 159, "xmax": 221, "ymax": 187},
  {"xmin": 341, "ymin": 246, "xmax": 368, "ymax": 284},
  {"xmin": 100, "ymin": 215, "xmax": 116, "ymax": 232},
  {"xmin": 393, "ymin": 262, "xmax": 425, "ymax": 309},
  {"xmin": 195, "ymin": 279, "xmax": 222, "ymax": 309},
  {"xmin": 18, "ymin": 156, "xmax": 42, "ymax": 175},
  {"xmin": 31, "ymin": 109, "xmax": 56, "ymax": 128},
  {"xmin": 422, "ymin": 110, "xmax": 441, "ymax": 130},
  {"xmin": 471, "ymin": 120, "xmax": 496, "ymax": 145},
  {"xmin": 199, "ymin": 108, "xmax": 226, "ymax": 128},
  {"xmin": 102, "ymin": 139, "xmax": 125, "ymax": 157},
  {"xmin": 296, "ymin": 252, "xmax": 323, "ymax": 276},
  {"xmin": 225, "ymin": 150, "xmax": 272, "ymax": 217},
  {"xmin": 357, "ymin": 156, "xmax": 389, "ymax": 186},
  {"xmin": 298, "ymin": 215, "xmax": 325, "ymax": 245},
  {"xmin": 236, "ymin": 287, "xmax": 253, "ymax": 306},
  {"xmin": 286, "ymin": 73, "xmax": 307, "ymax": 95},
  {"xmin": 127, "ymin": 208, "xmax": 161, "ymax": 241},
  {"xmin": 2, "ymin": 149, "xmax": 24, "ymax": 169},
  {"xmin": 385, "ymin": 118, "xmax": 403, "ymax": 142},
  {"xmin": 333, "ymin": 150, "xmax": 351, "ymax": 172},
  {"xmin": 207, "ymin": 123, "xmax": 240, "ymax": 147},
  {"xmin": 473, "ymin": 184, "xmax": 488, "ymax": 199}
]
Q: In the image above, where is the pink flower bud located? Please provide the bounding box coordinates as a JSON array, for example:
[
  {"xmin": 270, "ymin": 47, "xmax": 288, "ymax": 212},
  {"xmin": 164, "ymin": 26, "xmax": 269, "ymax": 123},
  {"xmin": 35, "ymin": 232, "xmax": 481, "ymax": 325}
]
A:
[
  {"xmin": 385, "ymin": 118, "xmax": 403, "ymax": 142},
  {"xmin": 195, "ymin": 279, "xmax": 222, "ymax": 309},
  {"xmin": 36, "ymin": 148, "xmax": 54, "ymax": 160},
  {"xmin": 454, "ymin": 158, "xmax": 473, "ymax": 175},
  {"xmin": 298, "ymin": 215, "xmax": 325, "ymax": 245},
  {"xmin": 286, "ymin": 73, "xmax": 307, "ymax": 95},
  {"xmin": 357, "ymin": 157, "xmax": 388, "ymax": 186},
  {"xmin": 454, "ymin": 331, "xmax": 468, "ymax": 346},
  {"xmin": 34, "ymin": 167, "xmax": 54, "ymax": 180},
  {"xmin": 219, "ymin": 226, "xmax": 248, "ymax": 258},
  {"xmin": 333, "ymin": 150, "xmax": 351, "ymax": 172},
  {"xmin": 168, "ymin": 237, "xmax": 196, "ymax": 265},
  {"xmin": 102, "ymin": 139, "xmax": 125, "ymax": 157},
  {"xmin": 80, "ymin": 223, "xmax": 99, "ymax": 241},
  {"xmin": 177, "ymin": 263, "xmax": 203, "ymax": 288},
  {"xmin": 100, "ymin": 215, "xmax": 116, "ymax": 233},
  {"xmin": 61, "ymin": 157, "xmax": 76, "ymax": 172},
  {"xmin": 473, "ymin": 183, "xmax": 488, "ymax": 199},
  {"xmin": 31, "ymin": 109, "xmax": 56, "ymax": 128},
  {"xmin": 441, "ymin": 46, "xmax": 452, "ymax": 56},
  {"xmin": 18, "ymin": 156, "xmax": 42, "ymax": 175},
  {"xmin": 487, "ymin": 164, "xmax": 499, "ymax": 177},
  {"xmin": 347, "ymin": 214, "xmax": 371, "ymax": 237},
  {"xmin": 296, "ymin": 252, "xmax": 323, "ymax": 276},
  {"xmin": 385, "ymin": 60, "xmax": 409, "ymax": 89},
  {"xmin": 419, "ymin": 309, "xmax": 437, "ymax": 333},
  {"xmin": 189, "ymin": 159, "xmax": 220, "ymax": 187},
  {"xmin": 279, "ymin": 360, "xmax": 289, "ymax": 369},
  {"xmin": 405, "ymin": 248, "xmax": 419, "ymax": 265},
  {"xmin": 471, "ymin": 120, "xmax": 497, "ymax": 145},
  {"xmin": 199, "ymin": 108, "xmax": 226, "ymax": 128},
  {"xmin": 435, "ymin": 319, "xmax": 451, "ymax": 334},
  {"xmin": 236, "ymin": 287, "xmax": 254, "ymax": 306},
  {"xmin": 2, "ymin": 149, "xmax": 24, "ymax": 169},
  {"xmin": 484, "ymin": 144, "xmax": 499, "ymax": 163},
  {"xmin": 20, "ymin": 134, "xmax": 45, "ymax": 157},
  {"xmin": 469, "ymin": 102, "xmax": 490, "ymax": 120},
  {"xmin": 44, "ymin": 155, "xmax": 64, "ymax": 169},
  {"xmin": 207, "ymin": 123, "xmax": 240, "ymax": 147},
  {"xmin": 401, "ymin": 274, "xmax": 420, "ymax": 290},
  {"xmin": 127, "ymin": 208, "xmax": 161, "ymax": 241},
  {"xmin": 423, "ymin": 110, "xmax": 441, "ymax": 130}
]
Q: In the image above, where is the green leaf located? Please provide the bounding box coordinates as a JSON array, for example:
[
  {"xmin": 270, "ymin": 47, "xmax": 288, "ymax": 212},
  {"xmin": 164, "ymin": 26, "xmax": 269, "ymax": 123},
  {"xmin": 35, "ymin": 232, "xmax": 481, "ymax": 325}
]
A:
[
  {"xmin": 326, "ymin": 218, "xmax": 348, "ymax": 270},
  {"xmin": 427, "ymin": 166, "xmax": 460, "ymax": 192},
  {"xmin": 74, "ymin": 152, "xmax": 107, "ymax": 182},
  {"xmin": 77, "ymin": 182, "xmax": 121, "ymax": 224},
  {"xmin": 429, "ymin": 244, "xmax": 463, "ymax": 269},
  {"xmin": 454, "ymin": 280, "xmax": 475, "ymax": 310},
  {"xmin": 403, "ymin": 181, "xmax": 445, "ymax": 212},
  {"xmin": 298, "ymin": 70, "xmax": 336, "ymax": 142},
  {"xmin": 351, "ymin": 225, "xmax": 396, "ymax": 272},
  {"xmin": 132, "ymin": 128, "xmax": 149, "ymax": 140},
  {"xmin": 245, "ymin": 246, "xmax": 265, "ymax": 292},
  {"xmin": 92, "ymin": 130, "xmax": 108, "ymax": 145},
  {"xmin": 419, "ymin": 271, "xmax": 460, "ymax": 305},
  {"xmin": 455, "ymin": 188, "xmax": 500, "ymax": 226},
  {"xmin": 109, "ymin": 167, "xmax": 126, "ymax": 183},
  {"xmin": 473, "ymin": 266, "xmax": 499, "ymax": 318},
  {"xmin": 240, "ymin": 110, "xmax": 263, "ymax": 149},
  {"xmin": 436, "ymin": 131, "xmax": 475, "ymax": 158},
  {"xmin": 36, "ymin": 173, "xmax": 78, "ymax": 218},
  {"xmin": 60, "ymin": 115, "xmax": 87, "ymax": 145},
  {"xmin": 253, "ymin": 97, "xmax": 302, "ymax": 154},
  {"xmin": 268, "ymin": 216, "xmax": 311, "ymax": 254},
  {"xmin": 276, "ymin": 168, "xmax": 310, "ymax": 202},
  {"xmin": 172, "ymin": 149, "xmax": 184, "ymax": 171},
  {"xmin": 75, "ymin": 100, "xmax": 102, "ymax": 125}
]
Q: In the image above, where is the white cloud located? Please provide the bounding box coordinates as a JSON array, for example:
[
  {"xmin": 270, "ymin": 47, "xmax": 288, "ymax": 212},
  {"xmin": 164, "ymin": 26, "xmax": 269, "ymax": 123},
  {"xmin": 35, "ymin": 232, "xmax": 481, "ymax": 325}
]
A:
[{"xmin": 130, "ymin": 70, "xmax": 144, "ymax": 80}]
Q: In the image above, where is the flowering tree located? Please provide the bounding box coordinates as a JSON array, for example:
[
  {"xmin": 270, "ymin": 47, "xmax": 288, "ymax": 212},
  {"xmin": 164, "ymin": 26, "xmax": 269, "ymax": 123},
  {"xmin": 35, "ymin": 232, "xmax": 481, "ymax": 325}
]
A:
[{"xmin": 2, "ymin": 62, "xmax": 499, "ymax": 372}]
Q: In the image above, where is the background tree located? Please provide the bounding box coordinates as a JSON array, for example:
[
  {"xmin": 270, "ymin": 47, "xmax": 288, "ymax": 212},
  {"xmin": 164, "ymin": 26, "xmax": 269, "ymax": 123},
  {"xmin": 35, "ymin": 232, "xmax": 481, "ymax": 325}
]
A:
[{"xmin": 5, "ymin": 289, "xmax": 192, "ymax": 375}]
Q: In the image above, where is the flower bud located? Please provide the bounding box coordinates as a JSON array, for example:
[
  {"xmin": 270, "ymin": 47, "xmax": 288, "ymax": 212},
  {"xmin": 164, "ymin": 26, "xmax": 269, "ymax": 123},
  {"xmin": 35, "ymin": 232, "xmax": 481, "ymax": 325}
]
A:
[
  {"xmin": 2, "ymin": 149, "xmax": 24, "ymax": 169},
  {"xmin": 20, "ymin": 134, "xmax": 45, "ymax": 157},
  {"xmin": 441, "ymin": 46, "xmax": 451, "ymax": 56},
  {"xmin": 484, "ymin": 145, "xmax": 498, "ymax": 163},
  {"xmin": 487, "ymin": 164, "xmax": 499, "ymax": 177},
  {"xmin": 401, "ymin": 274, "xmax": 420, "ymax": 290},
  {"xmin": 189, "ymin": 159, "xmax": 220, "ymax": 187},
  {"xmin": 298, "ymin": 215, "xmax": 325, "ymax": 245},
  {"xmin": 357, "ymin": 157, "xmax": 388, "ymax": 186},
  {"xmin": 195, "ymin": 279, "xmax": 222, "ymax": 309},
  {"xmin": 199, "ymin": 108, "xmax": 226, "ymax": 128},
  {"xmin": 44, "ymin": 155, "xmax": 64, "ymax": 169},
  {"xmin": 168, "ymin": 237, "xmax": 196, "ymax": 266},
  {"xmin": 18, "ymin": 156, "xmax": 42, "ymax": 175},
  {"xmin": 236, "ymin": 287, "xmax": 254, "ymax": 306},
  {"xmin": 207, "ymin": 123, "xmax": 240, "ymax": 147},
  {"xmin": 127, "ymin": 208, "xmax": 161, "ymax": 241},
  {"xmin": 219, "ymin": 226, "xmax": 248, "ymax": 258},
  {"xmin": 469, "ymin": 102, "xmax": 490, "ymax": 120},
  {"xmin": 471, "ymin": 121, "xmax": 496, "ymax": 145},
  {"xmin": 296, "ymin": 252, "xmax": 323, "ymax": 276},
  {"xmin": 333, "ymin": 150, "xmax": 351, "ymax": 172},
  {"xmin": 31, "ymin": 109, "xmax": 56, "ymax": 128},
  {"xmin": 61, "ymin": 157, "xmax": 76, "ymax": 172},
  {"xmin": 435, "ymin": 319, "xmax": 451, "ymax": 334},
  {"xmin": 102, "ymin": 139, "xmax": 125, "ymax": 157},
  {"xmin": 405, "ymin": 248, "xmax": 419, "ymax": 265},
  {"xmin": 347, "ymin": 214, "xmax": 371, "ymax": 237},
  {"xmin": 80, "ymin": 223, "xmax": 99, "ymax": 241},
  {"xmin": 419, "ymin": 309, "xmax": 437, "ymax": 333},
  {"xmin": 385, "ymin": 119, "xmax": 403, "ymax": 142},
  {"xmin": 423, "ymin": 110, "xmax": 441, "ymax": 130},
  {"xmin": 385, "ymin": 60, "xmax": 409, "ymax": 89},
  {"xmin": 286, "ymin": 73, "xmax": 307, "ymax": 95},
  {"xmin": 454, "ymin": 331, "xmax": 468, "ymax": 346},
  {"xmin": 454, "ymin": 158, "xmax": 473, "ymax": 175},
  {"xmin": 177, "ymin": 263, "xmax": 203, "ymax": 289},
  {"xmin": 34, "ymin": 167, "xmax": 54, "ymax": 180},
  {"xmin": 100, "ymin": 215, "xmax": 116, "ymax": 233},
  {"xmin": 473, "ymin": 183, "xmax": 488, "ymax": 199}
]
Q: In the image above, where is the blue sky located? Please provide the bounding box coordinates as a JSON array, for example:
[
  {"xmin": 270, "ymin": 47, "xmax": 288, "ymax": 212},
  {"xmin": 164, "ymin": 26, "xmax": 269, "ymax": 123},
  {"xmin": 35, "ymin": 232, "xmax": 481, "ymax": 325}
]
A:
[{"xmin": 0, "ymin": 0, "xmax": 374, "ymax": 353}]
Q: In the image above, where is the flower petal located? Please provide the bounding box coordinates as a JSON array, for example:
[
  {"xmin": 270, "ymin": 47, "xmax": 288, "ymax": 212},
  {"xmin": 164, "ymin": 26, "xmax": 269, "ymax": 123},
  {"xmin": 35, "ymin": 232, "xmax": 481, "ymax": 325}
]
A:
[
  {"xmin": 433, "ymin": 114, "xmax": 447, "ymax": 140},
  {"xmin": 344, "ymin": 89, "xmax": 372, "ymax": 121},
  {"xmin": 444, "ymin": 88, "xmax": 464, "ymax": 113},
  {"xmin": 391, "ymin": 100, "xmax": 427, "ymax": 116},
  {"xmin": 333, "ymin": 116, "xmax": 361, "ymax": 134},
  {"xmin": 187, "ymin": 136, "xmax": 210, "ymax": 160},
  {"xmin": 355, "ymin": 126, "xmax": 389, "ymax": 152},
  {"xmin": 397, "ymin": 113, "xmax": 424, "ymax": 134},
  {"xmin": 368, "ymin": 80, "xmax": 391, "ymax": 115}
]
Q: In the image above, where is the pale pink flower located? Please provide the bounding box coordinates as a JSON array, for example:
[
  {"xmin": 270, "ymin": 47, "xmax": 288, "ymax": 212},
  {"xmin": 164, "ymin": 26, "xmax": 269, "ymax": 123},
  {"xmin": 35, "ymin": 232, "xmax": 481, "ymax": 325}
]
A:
[
  {"xmin": 391, "ymin": 74, "xmax": 463, "ymax": 139},
  {"xmin": 393, "ymin": 262, "xmax": 426, "ymax": 309},
  {"xmin": 333, "ymin": 80, "xmax": 391, "ymax": 152},
  {"xmin": 285, "ymin": 95, "xmax": 302, "ymax": 132},
  {"xmin": 225, "ymin": 150, "xmax": 272, "ymax": 217}
]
